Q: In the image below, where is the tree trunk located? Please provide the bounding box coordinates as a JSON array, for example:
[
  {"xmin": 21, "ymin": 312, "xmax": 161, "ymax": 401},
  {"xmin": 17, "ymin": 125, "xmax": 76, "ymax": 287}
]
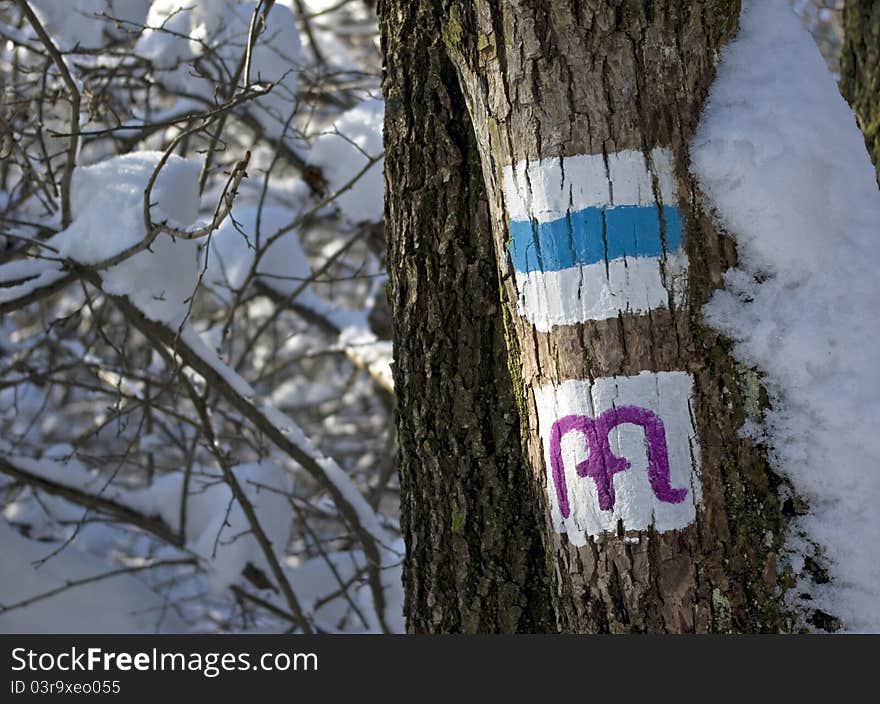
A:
[
  {"xmin": 381, "ymin": 0, "xmax": 789, "ymax": 632},
  {"xmin": 382, "ymin": 0, "xmax": 792, "ymax": 632},
  {"xmin": 379, "ymin": 1, "xmax": 554, "ymax": 633},
  {"xmin": 841, "ymin": 0, "xmax": 880, "ymax": 182}
]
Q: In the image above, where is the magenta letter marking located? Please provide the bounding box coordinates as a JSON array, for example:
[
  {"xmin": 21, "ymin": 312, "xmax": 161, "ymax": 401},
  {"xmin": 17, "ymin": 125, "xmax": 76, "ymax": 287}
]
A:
[{"xmin": 549, "ymin": 406, "xmax": 689, "ymax": 518}]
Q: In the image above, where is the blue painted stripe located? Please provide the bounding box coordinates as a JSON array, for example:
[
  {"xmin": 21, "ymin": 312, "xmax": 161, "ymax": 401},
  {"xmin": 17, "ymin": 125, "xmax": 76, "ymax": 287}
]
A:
[{"xmin": 508, "ymin": 204, "xmax": 684, "ymax": 274}]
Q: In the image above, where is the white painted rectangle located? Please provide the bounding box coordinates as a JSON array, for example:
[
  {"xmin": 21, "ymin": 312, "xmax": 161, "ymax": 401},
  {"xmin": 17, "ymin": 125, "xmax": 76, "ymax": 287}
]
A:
[
  {"xmin": 534, "ymin": 371, "xmax": 702, "ymax": 545},
  {"xmin": 503, "ymin": 148, "xmax": 686, "ymax": 329},
  {"xmin": 502, "ymin": 148, "xmax": 678, "ymax": 223},
  {"xmin": 514, "ymin": 251, "xmax": 688, "ymax": 332}
]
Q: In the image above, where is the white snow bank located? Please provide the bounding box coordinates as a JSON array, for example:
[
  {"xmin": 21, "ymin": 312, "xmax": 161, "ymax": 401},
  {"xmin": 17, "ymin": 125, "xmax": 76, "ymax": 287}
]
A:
[
  {"xmin": 128, "ymin": 462, "xmax": 293, "ymax": 594},
  {"xmin": 0, "ymin": 519, "xmax": 183, "ymax": 633},
  {"xmin": 137, "ymin": 0, "xmax": 302, "ymax": 141},
  {"xmin": 204, "ymin": 204, "xmax": 393, "ymax": 390},
  {"xmin": 0, "ymin": 151, "xmax": 201, "ymax": 316},
  {"xmin": 692, "ymin": 0, "xmax": 880, "ymax": 632},
  {"xmin": 30, "ymin": 0, "xmax": 150, "ymax": 50},
  {"xmin": 178, "ymin": 327, "xmax": 391, "ymax": 548},
  {"xmin": 54, "ymin": 151, "xmax": 203, "ymax": 326},
  {"xmin": 311, "ymin": 98, "xmax": 384, "ymax": 223},
  {"xmin": 204, "ymin": 204, "xmax": 310, "ymax": 298},
  {"xmin": 1, "ymin": 441, "xmax": 292, "ymax": 597},
  {"xmin": 284, "ymin": 538, "xmax": 405, "ymax": 633}
]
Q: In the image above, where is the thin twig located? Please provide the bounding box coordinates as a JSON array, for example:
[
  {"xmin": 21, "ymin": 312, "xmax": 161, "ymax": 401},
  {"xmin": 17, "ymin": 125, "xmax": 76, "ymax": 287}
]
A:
[
  {"xmin": 17, "ymin": 0, "xmax": 80, "ymax": 228},
  {"xmin": 0, "ymin": 557, "xmax": 195, "ymax": 615}
]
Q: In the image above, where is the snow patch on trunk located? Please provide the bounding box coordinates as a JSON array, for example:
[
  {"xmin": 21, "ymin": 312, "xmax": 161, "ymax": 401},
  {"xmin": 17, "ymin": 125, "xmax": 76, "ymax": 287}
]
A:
[{"xmin": 692, "ymin": 0, "xmax": 880, "ymax": 632}]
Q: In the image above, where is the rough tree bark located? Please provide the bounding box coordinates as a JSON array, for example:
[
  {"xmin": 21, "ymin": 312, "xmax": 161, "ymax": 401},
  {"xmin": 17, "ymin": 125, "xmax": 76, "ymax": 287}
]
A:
[
  {"xmin": 379, "ymin": 1, "xmax": 553, "ymax": 632},
  {"xmin": 382, "ymin": 0, "xmax": 793, "ymax": 632},
  {"xmin": 841, "ymin": 0, "xmax": 880, "ymax": 182}
]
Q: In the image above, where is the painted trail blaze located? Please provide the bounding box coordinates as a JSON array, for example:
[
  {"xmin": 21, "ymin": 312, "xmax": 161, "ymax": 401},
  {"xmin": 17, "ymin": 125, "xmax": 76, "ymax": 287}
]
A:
[
  {"xmin": 503, "ymin": 148, "xmax": 687, "ymax": 331},
  {"xmin": 511, "ymin": 148, "xmax": 700, "ymax": 541},
  {"xmin": 534, "ymin": 372, "xmax": 701, "ymax": 544},
  {"xmin": 508, "ymin": 204, "xmax": 683, "ymax": 273},
  {"xmin": 549, "ymin": 406, "xmax": 689, "ymax": 517}
]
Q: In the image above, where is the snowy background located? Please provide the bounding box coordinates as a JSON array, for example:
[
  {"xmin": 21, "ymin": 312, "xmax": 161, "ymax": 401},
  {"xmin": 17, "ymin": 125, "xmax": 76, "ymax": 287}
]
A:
[
  {"xmin": 0, "ymin": 0, "xmax": 877, "ymax": 633},
  {"xmin": 1, "ymin": 0, "xmax": 400, "ymax": 634}
]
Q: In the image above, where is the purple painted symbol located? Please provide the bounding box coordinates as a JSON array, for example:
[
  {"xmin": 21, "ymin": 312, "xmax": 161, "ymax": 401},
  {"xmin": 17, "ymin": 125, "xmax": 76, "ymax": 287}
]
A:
[{"xmin": 549, "ymin": 406, "xmax": 688, "ymax": 518}]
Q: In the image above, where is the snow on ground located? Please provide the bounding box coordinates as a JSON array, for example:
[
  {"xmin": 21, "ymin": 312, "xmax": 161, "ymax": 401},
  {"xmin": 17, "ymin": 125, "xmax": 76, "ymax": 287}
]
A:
[
  {"xmin": 284, "ymin": 538, "xmax": 405, "ymax": 634},
  {"xmin": 0, "ymin": 519, "xmax": 183, "ymax": 633},
  {"xmin": 129, "ymin": 462, "xmax": 294, "ymax": 594},
  {"xmin": 692, "ymin": 0, "xmax": 880, "ymax": 632}
]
